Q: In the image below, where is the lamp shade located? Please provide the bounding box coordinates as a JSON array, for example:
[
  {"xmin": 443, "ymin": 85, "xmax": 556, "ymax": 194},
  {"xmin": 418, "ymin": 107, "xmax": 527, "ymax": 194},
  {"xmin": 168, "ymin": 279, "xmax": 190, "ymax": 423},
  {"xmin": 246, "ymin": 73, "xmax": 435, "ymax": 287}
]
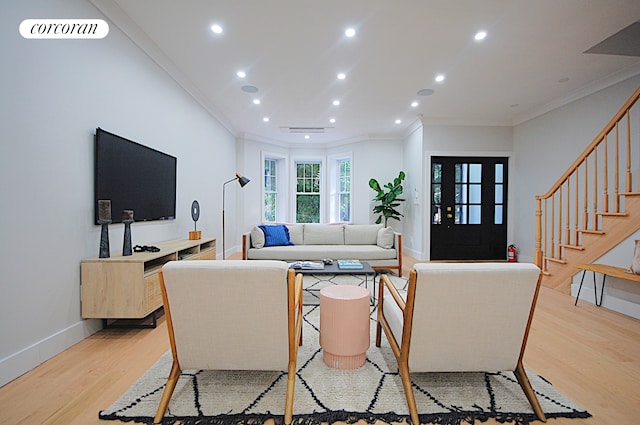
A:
[{"xmin": 236, "ymin": 173, "xmax": 250, "ymax": 187}]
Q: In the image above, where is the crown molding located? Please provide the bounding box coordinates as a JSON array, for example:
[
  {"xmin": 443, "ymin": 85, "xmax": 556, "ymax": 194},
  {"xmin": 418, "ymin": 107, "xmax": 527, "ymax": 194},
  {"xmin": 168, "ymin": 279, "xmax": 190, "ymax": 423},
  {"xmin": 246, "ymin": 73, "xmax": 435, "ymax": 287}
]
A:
[{"xmin": 88, "ymin": 0, "xmax": 237, "ymax": 137}]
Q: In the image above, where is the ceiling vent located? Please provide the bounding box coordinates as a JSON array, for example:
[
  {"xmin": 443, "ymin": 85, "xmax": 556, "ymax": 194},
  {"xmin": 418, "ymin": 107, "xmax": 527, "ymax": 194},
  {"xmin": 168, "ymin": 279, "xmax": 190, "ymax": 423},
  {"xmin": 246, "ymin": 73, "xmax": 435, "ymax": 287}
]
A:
[{"xmin": 280, "ymin": 126, "xmax": 333, "ymax": 134}]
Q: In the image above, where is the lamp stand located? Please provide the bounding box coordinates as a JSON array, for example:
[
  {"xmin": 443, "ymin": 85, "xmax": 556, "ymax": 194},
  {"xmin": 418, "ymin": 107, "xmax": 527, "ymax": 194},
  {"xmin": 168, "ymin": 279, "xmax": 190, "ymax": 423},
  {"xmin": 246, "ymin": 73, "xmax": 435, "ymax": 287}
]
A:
[{"xmin": 222, "ymin": 173, "xmax": 250, "ymax": 260}]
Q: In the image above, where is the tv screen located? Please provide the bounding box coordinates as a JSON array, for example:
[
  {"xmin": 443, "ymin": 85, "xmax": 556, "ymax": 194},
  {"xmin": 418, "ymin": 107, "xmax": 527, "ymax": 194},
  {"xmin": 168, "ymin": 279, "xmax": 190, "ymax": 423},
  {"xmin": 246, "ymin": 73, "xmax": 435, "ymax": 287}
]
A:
[{"xmin": 94, "ymin": 128, "xmax": 177, "ymax": 224}]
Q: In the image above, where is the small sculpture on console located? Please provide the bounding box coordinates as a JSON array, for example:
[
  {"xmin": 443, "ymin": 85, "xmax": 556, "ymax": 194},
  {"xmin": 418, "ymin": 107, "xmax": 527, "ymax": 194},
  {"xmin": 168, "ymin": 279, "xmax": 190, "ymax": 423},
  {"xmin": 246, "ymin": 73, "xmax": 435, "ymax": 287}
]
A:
[
  {"xmin": 122, "ymin": 209, "xmax": 134, "ymax": 256},
  {"xmin": 98, "ymin": 200, "xmax": 112, "ymax": 258}
]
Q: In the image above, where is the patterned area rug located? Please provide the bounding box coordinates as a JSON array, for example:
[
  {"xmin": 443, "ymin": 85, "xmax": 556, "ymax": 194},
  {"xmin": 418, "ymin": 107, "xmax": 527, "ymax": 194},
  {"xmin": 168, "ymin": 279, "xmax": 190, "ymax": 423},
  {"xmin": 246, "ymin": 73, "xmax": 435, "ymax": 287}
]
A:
[{"xmin": 100, "ymin": 274, "xmax": 590, "ymax": 425}]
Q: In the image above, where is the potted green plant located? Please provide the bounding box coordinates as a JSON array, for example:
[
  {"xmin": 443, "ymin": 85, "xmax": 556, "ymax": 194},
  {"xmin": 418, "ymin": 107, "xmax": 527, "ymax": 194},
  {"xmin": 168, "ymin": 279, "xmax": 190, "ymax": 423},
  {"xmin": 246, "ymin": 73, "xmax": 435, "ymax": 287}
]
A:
[{"xmin": 369, "ymin": 171, "xmax": 406, "ymax": 226}]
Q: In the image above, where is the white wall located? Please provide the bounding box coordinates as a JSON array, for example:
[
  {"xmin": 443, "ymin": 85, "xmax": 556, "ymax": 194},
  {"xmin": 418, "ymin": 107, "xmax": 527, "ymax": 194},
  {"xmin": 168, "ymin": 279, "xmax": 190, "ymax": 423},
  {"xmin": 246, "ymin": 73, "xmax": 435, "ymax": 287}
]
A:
[
  {"xmin": 421, "ymin": 124, "xmax": 514, "ymax": 260},
  {"xmin": 402, "ymin": 123, "xmax": 424, "ymax": 258},
  {"xmin": 0, "ymin": 0, "xmax": 236, "ymax": 386}
]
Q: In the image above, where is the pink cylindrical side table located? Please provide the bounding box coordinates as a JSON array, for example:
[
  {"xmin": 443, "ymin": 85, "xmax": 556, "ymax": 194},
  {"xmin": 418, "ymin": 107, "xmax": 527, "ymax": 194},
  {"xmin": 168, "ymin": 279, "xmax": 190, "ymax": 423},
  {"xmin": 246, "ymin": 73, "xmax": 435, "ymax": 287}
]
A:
[{"xmin": 319, "ymin": 285, "xmax": 370, "ymax": 369}]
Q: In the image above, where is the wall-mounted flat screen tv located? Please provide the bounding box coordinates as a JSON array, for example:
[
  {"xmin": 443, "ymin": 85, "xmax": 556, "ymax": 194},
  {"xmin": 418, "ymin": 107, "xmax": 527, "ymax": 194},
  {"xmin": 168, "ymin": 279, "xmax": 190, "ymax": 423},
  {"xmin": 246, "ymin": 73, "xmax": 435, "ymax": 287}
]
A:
[{"xmin": 94, "ymin": 128, "xmax": 177, "ymax": 224}]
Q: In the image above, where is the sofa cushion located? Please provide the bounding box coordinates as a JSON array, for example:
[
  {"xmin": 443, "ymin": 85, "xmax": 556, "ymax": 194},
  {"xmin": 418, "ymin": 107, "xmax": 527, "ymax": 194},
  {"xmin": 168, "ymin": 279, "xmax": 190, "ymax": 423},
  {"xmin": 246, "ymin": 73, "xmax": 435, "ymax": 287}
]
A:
[
  {"xmin": 259, "ymin": 224, "xmax": 294, "ymax": 247},
  {"xmin": 304, "ymin": 224, "xmax": 344, "ymax": 245},
  {"xmin": 377, "ymin": 226, "xmax": 394, "ymax": 249},
  {"xmin": 286, "ymin": 224, "xmax": 304, "ymax": 245},
  {"xmin": 344, "ymin": 224, "xmax": 382, "ymax": 245},
  {"xmin": 247, "ymin": 245, "xmax": 396, "ymax": 261},
  {"xmin": 250, "ymin": 226, "xmax": 265, "ymax": 248}
]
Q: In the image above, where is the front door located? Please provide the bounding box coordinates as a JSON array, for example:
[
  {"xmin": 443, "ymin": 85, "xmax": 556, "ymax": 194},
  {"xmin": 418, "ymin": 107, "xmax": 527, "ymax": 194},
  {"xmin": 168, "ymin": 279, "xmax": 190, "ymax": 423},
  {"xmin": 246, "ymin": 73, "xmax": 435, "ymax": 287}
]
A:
[{"xmin": 430, "ymin": 156, "xmax": 508, "ymax": 260}]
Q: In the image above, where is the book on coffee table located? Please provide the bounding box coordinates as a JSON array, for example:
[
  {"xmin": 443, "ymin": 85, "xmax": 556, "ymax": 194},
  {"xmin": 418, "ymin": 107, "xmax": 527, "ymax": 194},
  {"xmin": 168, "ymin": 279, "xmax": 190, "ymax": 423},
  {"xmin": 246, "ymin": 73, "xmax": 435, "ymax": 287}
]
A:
[
  {"xmin": 337, "ymin": 260, "xmax": 363, "ymax": 270},
  {"xmin": 288, "ymin": 261, "xmax": 325, "ymax": 270}
]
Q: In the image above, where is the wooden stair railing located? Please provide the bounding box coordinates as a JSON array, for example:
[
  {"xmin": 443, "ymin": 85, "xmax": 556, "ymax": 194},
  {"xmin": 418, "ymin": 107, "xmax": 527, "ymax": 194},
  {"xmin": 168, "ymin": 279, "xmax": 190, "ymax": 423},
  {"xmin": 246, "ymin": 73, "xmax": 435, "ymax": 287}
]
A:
[{"xmin": 535, "ymin": 85, "xmax": 640, "ymax": 291}]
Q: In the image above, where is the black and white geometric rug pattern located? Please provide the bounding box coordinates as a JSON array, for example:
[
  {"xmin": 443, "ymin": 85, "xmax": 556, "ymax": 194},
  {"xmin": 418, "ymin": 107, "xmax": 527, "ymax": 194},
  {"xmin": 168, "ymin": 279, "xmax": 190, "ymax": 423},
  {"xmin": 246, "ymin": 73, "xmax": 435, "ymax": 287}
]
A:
[{"xmin": 100, "ymin": 274, "xmax": 590, "ymax": 425}]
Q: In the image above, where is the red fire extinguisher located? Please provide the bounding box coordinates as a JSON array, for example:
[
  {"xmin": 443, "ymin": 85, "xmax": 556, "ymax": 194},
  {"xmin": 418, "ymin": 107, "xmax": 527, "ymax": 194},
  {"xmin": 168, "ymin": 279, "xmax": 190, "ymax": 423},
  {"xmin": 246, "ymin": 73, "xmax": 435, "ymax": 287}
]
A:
[{"xmin": 507, "ymin": 245, "xmax": 517, "ymax": 262}]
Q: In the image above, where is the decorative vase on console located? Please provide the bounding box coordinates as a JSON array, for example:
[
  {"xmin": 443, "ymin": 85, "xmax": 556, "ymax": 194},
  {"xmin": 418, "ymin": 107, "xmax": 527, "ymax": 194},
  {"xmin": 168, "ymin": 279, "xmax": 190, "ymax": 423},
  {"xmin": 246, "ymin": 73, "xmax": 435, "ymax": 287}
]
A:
[
  {"xmin": 98, "ymin": 200, "xmax": 112, "ymax": 258},
  {"xmin": 122, "ymin": 209, "xmax": 134, "ymax": 256}
]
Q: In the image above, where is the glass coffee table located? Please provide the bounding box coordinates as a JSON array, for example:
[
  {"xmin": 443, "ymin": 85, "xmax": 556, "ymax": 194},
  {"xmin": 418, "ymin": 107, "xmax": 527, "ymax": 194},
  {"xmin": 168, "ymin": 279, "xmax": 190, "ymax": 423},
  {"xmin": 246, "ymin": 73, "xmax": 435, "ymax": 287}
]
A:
[{"xmin": 290, "ymin": 261, "xmax": 377, "ymax": 304}]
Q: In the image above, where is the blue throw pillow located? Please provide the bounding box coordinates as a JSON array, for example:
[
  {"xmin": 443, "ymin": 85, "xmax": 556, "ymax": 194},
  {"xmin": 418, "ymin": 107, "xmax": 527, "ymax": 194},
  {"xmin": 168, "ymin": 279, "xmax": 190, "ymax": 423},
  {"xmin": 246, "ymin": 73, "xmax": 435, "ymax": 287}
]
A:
[{"xmin": 259, "ymin": 225, "xmax": 295, "ymax": 247}]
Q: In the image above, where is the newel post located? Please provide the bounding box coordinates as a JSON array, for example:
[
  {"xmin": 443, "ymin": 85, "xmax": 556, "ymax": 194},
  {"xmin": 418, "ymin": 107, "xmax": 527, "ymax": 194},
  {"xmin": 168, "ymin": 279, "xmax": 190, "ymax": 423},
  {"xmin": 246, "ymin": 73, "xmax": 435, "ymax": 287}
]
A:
[{"xmin": 534, "ymin": 197, "xmax": 543, "ymax": 269}]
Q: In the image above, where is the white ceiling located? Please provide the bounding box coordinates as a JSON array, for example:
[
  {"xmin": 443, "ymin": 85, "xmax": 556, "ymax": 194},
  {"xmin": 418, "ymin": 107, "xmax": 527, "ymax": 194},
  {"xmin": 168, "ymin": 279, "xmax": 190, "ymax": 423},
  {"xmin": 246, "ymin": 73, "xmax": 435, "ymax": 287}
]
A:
[{"xmin": 94, "ymin": 0, "xmax": 640, "ymax": 146}]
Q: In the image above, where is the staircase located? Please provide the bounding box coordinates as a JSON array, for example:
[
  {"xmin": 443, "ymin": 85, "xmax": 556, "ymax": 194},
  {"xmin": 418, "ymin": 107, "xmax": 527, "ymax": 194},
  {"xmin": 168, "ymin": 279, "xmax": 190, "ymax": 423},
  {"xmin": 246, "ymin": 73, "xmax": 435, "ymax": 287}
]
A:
[{"xmin": 535, "ymin": 85, "xmax": 640, "ymax": 292}]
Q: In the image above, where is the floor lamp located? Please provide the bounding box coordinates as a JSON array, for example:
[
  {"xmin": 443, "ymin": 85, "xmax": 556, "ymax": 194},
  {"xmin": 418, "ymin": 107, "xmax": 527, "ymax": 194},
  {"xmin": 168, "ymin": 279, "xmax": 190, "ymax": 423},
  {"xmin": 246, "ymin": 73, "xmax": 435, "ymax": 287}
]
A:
[{"xmin": 222, "ymin": 173, "xmax": 250, "ymax": 259}]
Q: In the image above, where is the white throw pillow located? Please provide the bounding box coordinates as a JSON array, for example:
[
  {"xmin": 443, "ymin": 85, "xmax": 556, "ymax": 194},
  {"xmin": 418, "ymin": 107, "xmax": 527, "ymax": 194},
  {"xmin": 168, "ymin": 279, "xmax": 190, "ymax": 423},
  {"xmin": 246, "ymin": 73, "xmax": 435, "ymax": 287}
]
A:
[
  {"xmin": 377, "ymin": 227, "xmax": 394, "ymax": 249},
  {"xmin": 344, "ymin": 224, "xmax": 382, "ymax": 245},
  {"xmin": 251, "ymin": 226, "xmax": 265, "ymax": 249}
]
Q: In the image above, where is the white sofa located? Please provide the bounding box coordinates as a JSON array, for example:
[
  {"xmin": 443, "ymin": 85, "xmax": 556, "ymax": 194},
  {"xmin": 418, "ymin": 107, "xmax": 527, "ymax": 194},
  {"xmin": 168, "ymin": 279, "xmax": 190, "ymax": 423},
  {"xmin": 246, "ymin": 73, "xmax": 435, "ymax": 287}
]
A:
[{"xmin": 242, "ymin": 223, "xmax": 402, "ymax": 275}]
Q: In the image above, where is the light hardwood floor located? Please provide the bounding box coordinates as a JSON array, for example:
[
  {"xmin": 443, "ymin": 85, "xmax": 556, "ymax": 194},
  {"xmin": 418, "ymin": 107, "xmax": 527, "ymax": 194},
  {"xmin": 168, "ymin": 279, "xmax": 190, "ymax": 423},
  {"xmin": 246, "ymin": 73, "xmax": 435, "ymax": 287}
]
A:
[{"xmin": 1, "ymin": 254, "xmax": 639, "ymax": 425}]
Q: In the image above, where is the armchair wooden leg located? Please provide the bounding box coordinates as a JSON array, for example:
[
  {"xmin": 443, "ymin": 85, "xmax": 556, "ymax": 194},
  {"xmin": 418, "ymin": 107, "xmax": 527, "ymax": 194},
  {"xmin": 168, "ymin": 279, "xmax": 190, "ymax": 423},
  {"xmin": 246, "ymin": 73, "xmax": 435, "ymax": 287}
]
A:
[
  {"xmin": 398, "ymin": 361, "xmax": 420, "ymax": 425},
  {"xmin": 514, "ymin": 362, "xmax": 547, "ymax": 422},
  {"xmin": 284, "ymin": 361, "xmax": 296, "ymax": 425},
  {"xmin": 154, "ymin": 361, "xmax": 182, "ymax": 424},
  {"xmin": 375, "ymin": 320, "xmax": 382, "ymax": 347}
]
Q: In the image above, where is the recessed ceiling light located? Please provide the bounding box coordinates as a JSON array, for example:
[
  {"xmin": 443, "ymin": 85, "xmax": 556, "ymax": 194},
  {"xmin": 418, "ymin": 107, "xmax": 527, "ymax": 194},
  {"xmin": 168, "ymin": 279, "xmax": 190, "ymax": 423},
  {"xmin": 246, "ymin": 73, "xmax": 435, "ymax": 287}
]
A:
[
  {"xmin": 305, "ymin": 135, "xmax": 310, "ymax": 140},
  {"xmin": 337, "ymin": 72, "xmax": 346, "ymax": 80},
  {"xmin": 435, "ymin": 74, "xmax": 445, "ymax": 83},
  {"xmin": 395, "ymin": 119, "xmax": 402, "ymax": 124},
  {"xmin": 329, "ymin": 118, "xmax": 336, "ymax": 123},
  {"xmin": 211, "ymin": 24, "xmax": 223, "ymax": 34},
  {"xmin": 417, "ymin": 88, "xmax": 435, "ymax": 96},
  {"xmin": 237, "ymin": 70, "xmax": 246, "ymax": 78},
  {"xmin": 474, "ymin": 31, "xmax": 487, "ymax": 41},
  {"xmin": 241, "ymin": 85, "xmax": 258, "ymax": 93},
  {"xmin": 263, "ymin": 117, "xmax": 270, "ymax": 122},
  {"xmin": 333, "ymin": 100, "xmax": 340, "ymax": 106},
  {"xmin": 411, "ymin": 101, "xmax": 419, "ymax": 108},
  {"xmin": 345, "ymin": 28, "xmax": 356, "ymax": 37},
  {"xmin": 253, "ymin": 99, "xmax": 261, "ymax": 105}
]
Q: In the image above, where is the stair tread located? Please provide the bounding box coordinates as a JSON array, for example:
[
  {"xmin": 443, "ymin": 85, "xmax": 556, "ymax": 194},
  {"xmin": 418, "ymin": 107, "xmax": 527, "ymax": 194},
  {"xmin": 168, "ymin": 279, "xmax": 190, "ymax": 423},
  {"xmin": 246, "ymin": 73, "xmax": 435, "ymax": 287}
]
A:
[
  {"xmin": 578, "ymin": 229, "xmax": 605, "ymax": 235},
  {"xmin": 545, "ymin": 256, "xmax": 567, "ymax": 264},
  {"xmin": 560, "ymin": 244, "xmax": 585, "ymax": 251},
  {"xmin": 596, "ymin": 212, "xmax": 629, "ymax": 216}
]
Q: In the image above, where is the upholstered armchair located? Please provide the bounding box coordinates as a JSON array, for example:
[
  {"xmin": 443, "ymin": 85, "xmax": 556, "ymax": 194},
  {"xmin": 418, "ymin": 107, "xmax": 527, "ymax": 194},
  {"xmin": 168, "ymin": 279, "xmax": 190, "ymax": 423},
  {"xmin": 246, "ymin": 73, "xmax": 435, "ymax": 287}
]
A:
[
  {"xmin": 376, "ymin": 262, "xmax": 546, "ymax": 424},
  {"xmin": 154, "ymin": 260, "xmax": 303, "ymax": 424}
]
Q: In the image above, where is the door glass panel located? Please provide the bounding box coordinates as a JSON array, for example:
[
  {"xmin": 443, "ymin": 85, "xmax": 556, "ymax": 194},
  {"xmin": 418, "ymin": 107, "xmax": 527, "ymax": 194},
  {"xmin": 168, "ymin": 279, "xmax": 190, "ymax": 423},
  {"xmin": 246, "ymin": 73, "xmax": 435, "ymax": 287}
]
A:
[
  {"xmin": 494, "ymin": 163, "xmax": 504, "ymax": 224},
  {"xmin": 454, "ymin": 163, "xmax": 482, "ymax": 225},
  {"xmin": 469, "ymin": 184, "xmax": 481, "ymax": 203},
  {"xmin": 469, "ymin": 163, "xmax": 482, "ymax": 182},
  {"xmin": 495, "ymin": 205, "xmax": 503, "ymax": 224},
  {"xmin": 431, "ymin": 163, "xmax": 442, "ymax": 224},
  {"xmin": 495, "ymin": 164, "xmax": 503, "ymax": 183},
  {"xmin": 469, "ymin": 205, "xmax": 481, "ymax": 224}
]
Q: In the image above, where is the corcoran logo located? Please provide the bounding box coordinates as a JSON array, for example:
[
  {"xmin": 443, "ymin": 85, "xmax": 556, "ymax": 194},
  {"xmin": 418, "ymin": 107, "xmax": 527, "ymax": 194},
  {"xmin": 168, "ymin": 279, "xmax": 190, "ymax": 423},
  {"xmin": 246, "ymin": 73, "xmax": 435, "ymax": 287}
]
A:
[{"xmin": 19, "ymin": 19, "xmax": 109, "ymax": 39}]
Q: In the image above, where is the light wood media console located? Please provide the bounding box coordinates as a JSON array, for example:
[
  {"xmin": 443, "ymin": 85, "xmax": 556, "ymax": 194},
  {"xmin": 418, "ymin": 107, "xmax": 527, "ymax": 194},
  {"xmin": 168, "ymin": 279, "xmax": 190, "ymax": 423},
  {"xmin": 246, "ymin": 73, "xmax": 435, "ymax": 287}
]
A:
[{"xmin": 81, "ymin": 238, "xmax": 216, "ymax": 326}]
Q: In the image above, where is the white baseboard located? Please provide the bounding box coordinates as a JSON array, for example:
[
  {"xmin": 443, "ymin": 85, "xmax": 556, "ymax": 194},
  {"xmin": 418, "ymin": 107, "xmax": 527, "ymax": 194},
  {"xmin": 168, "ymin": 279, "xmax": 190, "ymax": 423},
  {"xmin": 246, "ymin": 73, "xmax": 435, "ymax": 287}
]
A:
[{"xmin": 0, "ymin": 319, "xmax": 102, "ymax": 387}]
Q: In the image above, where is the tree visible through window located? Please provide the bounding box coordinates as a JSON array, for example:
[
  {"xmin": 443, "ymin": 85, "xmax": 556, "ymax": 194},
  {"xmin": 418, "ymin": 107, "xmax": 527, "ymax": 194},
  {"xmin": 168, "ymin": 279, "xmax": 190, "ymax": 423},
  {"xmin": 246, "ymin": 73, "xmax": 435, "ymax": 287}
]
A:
[
  {"xmin": 296, "ymin": 162, "xmax": 320, "ymax": 223},
  {"xmin": 264, "ymin": 158, "xmax": 277, "ymax": 222},
  {"xmin": 338, "ymin": 159, "xmax": 351, "ymax": 221}
]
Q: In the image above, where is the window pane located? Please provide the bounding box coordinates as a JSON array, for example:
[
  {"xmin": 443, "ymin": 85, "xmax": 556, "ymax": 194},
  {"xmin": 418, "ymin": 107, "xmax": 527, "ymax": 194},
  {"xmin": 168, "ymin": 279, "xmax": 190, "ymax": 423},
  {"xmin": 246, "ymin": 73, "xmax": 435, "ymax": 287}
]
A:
[
  {"xmin": 455, "ymin": 164, "xmax": 464, "ymax": 183},
  {"xmin": 495, "ymin": 163, "xmax": 503, "ymax": 183},
  {"xmin": 455, "ymin": 184, "xmax": 466, "ymax": 203},
  {"xmin": 340, "ymin": 194, "xmax": 350, "ymax": 221},
  {"xmin": 296, "ymin": 194, "xmax": 320, "ymax": 223},
  {"xmin": 469, "ymin": 164, "xmax": 482, "ymax": 183},
  {"xmin": 432, "ymin": 205, "xmax": 442, "ymax": 224},
  {"xmin": 469, "ymin": 184, "xmax": 481, "ymax": 203},
  {"xmin": 432, "ymin": 163, "xmax": 442, "ymax": 183},
  {"xmin": 432, "ymin": 183, "xmax": 441, "ymax": 204},
  {"xmin": 495, "ymin": 184, "xmax": 503, "ymax": 204},
  {"xmin": 495, "ymin": 205, "xmax": 503, "ymax": 225},
  {"xmin": 469, "ymin": 205, "xmax": 481, "ymax": 224},
  {"xmin": 264, "ymin": 193, "xmax": 276, "ymax": 222},
  {"xmin": 455, "ymin": 205, "xmax": 466, "ymax": 224}
]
